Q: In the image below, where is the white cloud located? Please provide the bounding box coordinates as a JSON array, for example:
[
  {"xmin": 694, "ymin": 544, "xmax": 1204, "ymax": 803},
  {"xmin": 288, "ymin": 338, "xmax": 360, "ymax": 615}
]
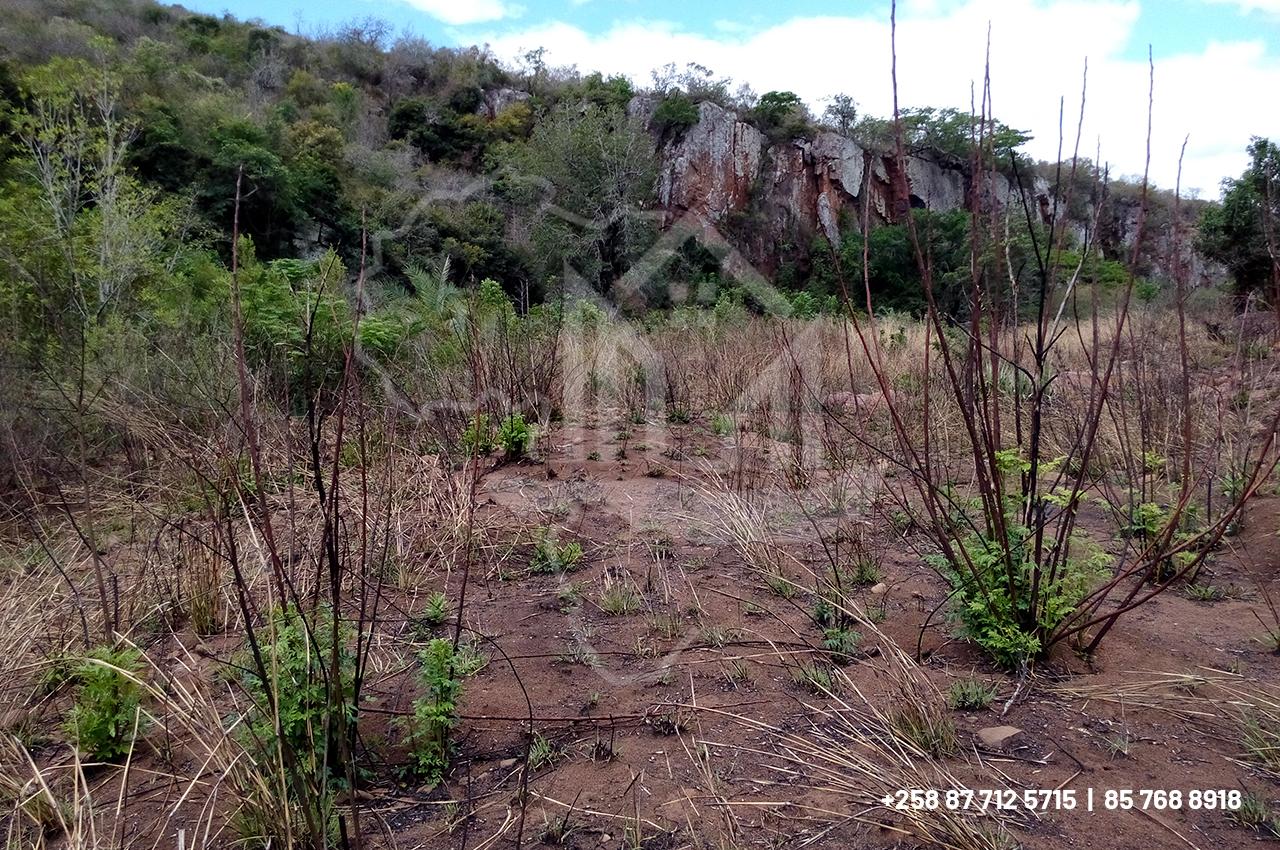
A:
[
  {"xmin": 402, "ymin": 0, "xmax": 514, "ymax": 25},
  {"xmin": 480, "ymin": 0, "xmax": 1280, "ymax": 197}
]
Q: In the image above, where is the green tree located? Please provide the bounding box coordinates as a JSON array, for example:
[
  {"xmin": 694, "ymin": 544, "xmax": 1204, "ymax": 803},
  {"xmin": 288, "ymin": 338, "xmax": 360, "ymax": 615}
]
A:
[
  {"xmin": 822, "ymin": 93, "xmax": 857, "ymax": 136},
  {"xmin": 753, "ymin": 90, "xmax": 810, "ymax": 140},
  {"xmin": 1198, "ymin": 137, "xmax": 1280, "ymax": 302},
  {"xmin": 498, "ymin": 104, "xmax": 657, "ymax": 293}
]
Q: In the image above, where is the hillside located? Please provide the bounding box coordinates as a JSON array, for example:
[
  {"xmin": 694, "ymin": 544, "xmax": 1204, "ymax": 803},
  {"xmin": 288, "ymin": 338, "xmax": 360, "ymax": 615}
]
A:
[{"xmin": 0, "ymin": 0, "xmax": 1220, "ymax": 318}]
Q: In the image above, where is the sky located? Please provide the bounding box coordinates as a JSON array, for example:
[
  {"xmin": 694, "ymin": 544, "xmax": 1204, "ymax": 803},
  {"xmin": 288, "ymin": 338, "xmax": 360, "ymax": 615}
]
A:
[{"xmin": 179, "ymin": 0, "xmax": 1280, "ymax": 198}]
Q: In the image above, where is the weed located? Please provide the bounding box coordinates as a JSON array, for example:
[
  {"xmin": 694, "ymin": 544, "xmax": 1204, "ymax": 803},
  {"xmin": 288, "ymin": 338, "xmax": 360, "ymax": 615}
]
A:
[
  {"xmin": 496, "ymin": 412, "xmax": 534, "ymax": 459},
  {"xmin": 528, "ymin": 732, "xmax": 558, "ymax": 770},
  {"xmin": 408, "ymin": 639, "xmax": 463, "ymax": 787},
  {"xmin": 557, "ymin": 581, "xmax": 586, "ymax": 611},
  {"xmin": 649, "ymin": 612, "xmax": 683, "ymax": 639},
  {"xmin": 791, "ymin": 662, "xmax": 834, "ymax": 695},
  {"xmin": 889, "ymin": 702, "xmax": 958, "ymax": 758},
  {"xmin": 1099, "ymin": 731, "xmax": 1131, "ymax": 758},
  {"xmin": 1242, "ymin": 713, "xmax": 1280, "ymax": 773},
  {"xmin": 453, "ymin": 638, "xmax": 489, "ymax": 677},
  {"xmin": 558, "ymin": 643, "xmax": 602, "ymax": 669},
  {"xmin": 599, "ymin": 572, "xmax": 643, "ymax": 615},
  {"xmin": 1185, "ymin": 582, "xmax": 1226, "ymax": 602},
  {"xmin": 540, "ymin": 813, "xmax": 576, "ymax": 845},
  {"xmin": 764, "ymin": 570, "xmax": 798, "ymax": 599},
  {"xmin": 421, "ymin": 591, "xmax": 450, "ymax": 628},
  {"xmin": 460, "ymin": 413, "xmax": 494, "ymax": 455},
  {"xmin": 722, "ymin": 659, "xmax": 750, "ymax": 687},
  {"xmin": 946, "ymin": 677, "xmax": 998, "ymax": 710},
  {"xmin": 530, "ymin": 528, "xmax": 585, "ymax": 574},
  {"xmin": 239, "ymin": 606, "xmax": 356, "ymax": 784},
  {"xmin": 845, "ymin": 554, "xmax": 883, "ymax": 587},
  {"xmin": 700, "ymin": 624, "xmax": 741, "ymax": 647},
  {"xmin": 821, "ymin": 627, "xmax": 861, "ymax": 662},
  {"xmin": 66, "ymin": 646, "xmax": 145, "ymax": 761},
  {"xmin": 646, "ymin": 710, "xmax": 686, "ymax": 735},
  {"xmin": 1230, "ymin": 792, "xmax": 1280, "ymax": 836}
]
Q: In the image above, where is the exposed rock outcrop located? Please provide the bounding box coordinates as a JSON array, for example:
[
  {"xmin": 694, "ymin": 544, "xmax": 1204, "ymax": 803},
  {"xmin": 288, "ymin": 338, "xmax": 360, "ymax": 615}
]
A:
[
  {"xmin": 654, "ymin": 101, "xmax": 1051, "ymax": 273},
  {"xmin": 651, "ymin": 100, "xmax": 1219, "ymax": 284},
  {"xmin": 478, "ymin": 87, "xmax": 530, "ymax": 119}
]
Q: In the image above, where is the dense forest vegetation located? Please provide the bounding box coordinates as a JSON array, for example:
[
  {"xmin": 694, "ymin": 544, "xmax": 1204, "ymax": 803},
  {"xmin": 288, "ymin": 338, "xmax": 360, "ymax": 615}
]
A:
[{"xmin": 0, "ymin": 0, "xmax": 1265, "ymax": 338}]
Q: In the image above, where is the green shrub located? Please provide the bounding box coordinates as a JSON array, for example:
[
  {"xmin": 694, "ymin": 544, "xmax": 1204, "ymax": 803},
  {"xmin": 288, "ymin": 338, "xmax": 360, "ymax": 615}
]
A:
[
  {"xmin": 460, "ymin": 413, "xmax": 494, "ymax": 455},
  {"xmin": 821, "ymin": 627, "xmax": 861, "ymax": 662},
  {"xmin": 496, "ymin": 412, "xmax": 534, "ymax": 458},
  {"xmin": 929, "ymin": 525, "xmax": 1108, "ymax": 670},
  {"xmin": 651, "ymin": 91, "xmax": 699, "ymax": 137},
  {"xmin": 239, "ymin": 606, "xmax": 356, "ymax": 785},
  {"xmin": 66, "ymin": 646, "xmax": 145, "ymax": 761},
  {"xmin": 1122, "ymin": 501, "xmax": 1170, "ymax": 539},
  {"xmin": 408, "ymin": 639, "xmax": 463, "ymax": 787}
]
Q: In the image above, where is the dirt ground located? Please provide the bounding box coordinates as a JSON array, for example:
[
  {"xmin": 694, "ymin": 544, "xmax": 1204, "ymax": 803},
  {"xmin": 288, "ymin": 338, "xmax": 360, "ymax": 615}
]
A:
[
  {"xmin": 6, "ymin": 408, "xmax": 1279, "ymax": 850},
  {"xmin": 330, "ymin": 420, "xmax": 1280, "ymax": 850}
]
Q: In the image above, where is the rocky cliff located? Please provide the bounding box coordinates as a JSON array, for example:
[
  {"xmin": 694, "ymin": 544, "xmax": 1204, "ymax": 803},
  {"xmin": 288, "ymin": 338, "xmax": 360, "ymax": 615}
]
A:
[{"xmin": 649, "ymin": 100, "xmax": 1216, "ymax": 284}]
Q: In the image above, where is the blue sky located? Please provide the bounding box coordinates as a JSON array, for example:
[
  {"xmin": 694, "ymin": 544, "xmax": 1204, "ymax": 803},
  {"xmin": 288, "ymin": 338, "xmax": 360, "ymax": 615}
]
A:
[{"xmin": 179, "ymin": 0, "xmax": 1280, "ymax": 195}]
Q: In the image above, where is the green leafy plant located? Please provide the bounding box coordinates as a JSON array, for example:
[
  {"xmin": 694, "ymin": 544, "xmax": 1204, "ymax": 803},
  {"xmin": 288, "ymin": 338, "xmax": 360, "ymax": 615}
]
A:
[
  {"xmin": 496, "ymin": 412, "xmax": 534, "ymax": 458},
  {"xmin": 460, "ymin": 413, "xmax": 494, "ymax": 455},
  {"xmin": 929, "ymin": 524, "xmax": 1109, "ymax": 670},
  {"xmin": 408, "ymin": 638, "xmax": 464, "ymax": 787},
  {"xmin": 1122, "ymin": 501, "xmax": 1171, "ymax": 539},
  {"xmin": 66, "ymin": 646, "xmax": 145, "ymax": 761},
  {"xmin": 239, "ymin": 606, "xmax": 357, "ymax": 786},
  {"xmin": 821, "ymin": 627, "xmax": 861, "ymax": 662},
  {"xmin": 530, "ymin": 528, "xmax": 584, "ymax": 574}
]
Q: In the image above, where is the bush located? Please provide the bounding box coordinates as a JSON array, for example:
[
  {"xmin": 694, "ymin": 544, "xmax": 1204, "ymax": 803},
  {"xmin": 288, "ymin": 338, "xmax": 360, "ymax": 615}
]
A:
[
  {"xmin": 239, "ymin": 606, "xmax": 357, "ymax": 785},
  {"xmin": 460, "ymin": 413, "xmax": 494, "ymax": 455},
  {"xmin": 930, "ymin": 524, "xmax": 1109, "ymax": 670},
  {"xmin": 66, "ymin": 646, "xmax": 146, "ymax": 761},
  {"xmin": 652, "ymin": 91, "xmax": 699, "ymax": 138},
  {"xmin": 496, "ymin": 412, "xmax": 534, "ymax": 458},
  {"xmin": 407, "ymin": 638, "xmax": 463, "ymax": 787}
]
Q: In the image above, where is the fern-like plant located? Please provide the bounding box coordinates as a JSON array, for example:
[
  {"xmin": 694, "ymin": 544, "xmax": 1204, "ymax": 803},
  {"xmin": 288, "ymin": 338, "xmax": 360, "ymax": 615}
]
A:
[
  {"xmin": 66, "ymin": 646, "xmax": 145, "ymax": 761},
  {"xmin": 408, "ymin": 638, "xmax": 463, "ymax": 787}
]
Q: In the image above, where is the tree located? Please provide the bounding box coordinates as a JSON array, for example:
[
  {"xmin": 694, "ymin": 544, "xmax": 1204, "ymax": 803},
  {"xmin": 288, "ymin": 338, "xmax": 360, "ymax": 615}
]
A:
[
  {"xmin": 1198, "ymin": 137, "xmax": 1280, "ymax": 305},
  {"xmin": 499, "ymin": 104, "xmax": 658, "ymax": 293},
  {"xmin": 753, "ymin": 90, "xmax": 810, "ymax": 140},
  {"xmin": 652, "ymin": 91, "xmax": 699, "ymax": 139},
  {"xmin": 822, "ymin": 93, "xmax": 857, "ymax": 136}
]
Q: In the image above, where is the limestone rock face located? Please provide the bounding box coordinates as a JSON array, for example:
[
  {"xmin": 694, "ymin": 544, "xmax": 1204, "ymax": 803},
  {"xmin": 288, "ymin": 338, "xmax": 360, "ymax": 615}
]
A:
[
  {"xmin": 657, "ymin": 101, "xmax": 764, "ymax": 223},
  {"xmin": 649, "ymin": 98, "xmax": 1216, "ymax": 284},
  {"xmin": 478, "ymin": 87, "xmax": 530, "ymax": 119},
  {"xmin": 654, "ymin": 100, "xmax": 1039, "ymax": 255}
]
